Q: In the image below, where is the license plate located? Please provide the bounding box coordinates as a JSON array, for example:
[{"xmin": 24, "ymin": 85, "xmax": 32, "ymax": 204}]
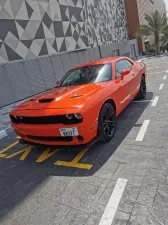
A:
[{"xmin": 59, "ymin": 127, "xmax": 79, "ymax": 137}]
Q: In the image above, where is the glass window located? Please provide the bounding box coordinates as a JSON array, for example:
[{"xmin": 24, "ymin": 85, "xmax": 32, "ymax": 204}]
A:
[
  {"xmin": 124, "ymin": 59, "xmax": 133, "ymax": 70},
  {"xmin": 60, "ymin": 64, "xmax": 112, "ymax": 87},
  {"xmin": 116, "ymin": 60, "xmax": 129, "ymax": 78}
]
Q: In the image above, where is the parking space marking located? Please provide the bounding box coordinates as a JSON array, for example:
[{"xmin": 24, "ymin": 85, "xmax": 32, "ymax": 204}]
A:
[
  {"xmin": 36, "ymin": 148, "xmax": 60, "ymax": 163},
  {"xmin": 0, "ymin": 130, "xmax": 7, "ymax": 140},
  {"xmin": 163, "ymin": 75, "xmax": 167, "ymax": 80},
  {"xmin": 132, "ymin": 100, "xmax": 153, "ymax": 103},
  {"xmin": 136, "ymin": 120, "xmax": 150, "ymax": 142},
  {"xmin": 151, "ymin": 96, "xmax": 159, "ymax": 107},
  {"xmin": 159, "ymin": 84, "xmax": 164, "ymax": 90},
  {"xmin": 147, "ymin": 61, "xmax": 166, "ymax": 66},
  {"xmin": 148, "ymin": 71, "xmax": 166, "ymax": 74},
  {"xmin": 0, "ymin": 141, "xmax": 19, "ymax": 158},
  {"xmin": 99, "ymin": 178, "xmax": 127, "ymax": 225},
  {"xmin": 147, "ymin": 66, "xmax": 159, "ymax": 70},
  {"xmin": 6, "ymin": 146, "xmax": 32, "ymax": 160},
  {"xmin": 55, "ymin": 149, "xmax": 93, "ymax": 169}
]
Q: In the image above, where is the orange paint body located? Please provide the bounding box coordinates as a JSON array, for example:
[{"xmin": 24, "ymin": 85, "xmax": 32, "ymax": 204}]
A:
[{"xmin": 10, "ymin": 57, "xmax": 146, "ymax": 146}]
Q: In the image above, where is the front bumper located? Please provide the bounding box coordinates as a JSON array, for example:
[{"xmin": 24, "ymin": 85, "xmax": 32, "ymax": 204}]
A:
[
  {"xmin": 11, "ymin": 121, "xmax": 98, "ymax": 146},
  {"xmin": 10, "ymin": 108, "xmax": 98, "ymax": 146},
  {"xmin": 19, "ymin": 136, "xmax": 99, "ymax": 150}
]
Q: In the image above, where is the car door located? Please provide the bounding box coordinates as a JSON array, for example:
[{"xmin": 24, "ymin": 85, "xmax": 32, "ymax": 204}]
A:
[
  {"xmin": 114, "ymin": 59, "xmax": 132, "ymax": 112},
  {"xmin": 124, "ymin": 59, "xmax": 140, "ymax": 98}
]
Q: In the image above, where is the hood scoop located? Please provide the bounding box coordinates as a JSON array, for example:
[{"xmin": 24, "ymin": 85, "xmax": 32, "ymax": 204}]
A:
[{"xmin": 38, "ymin": 98, "xmax": 54, "ymax": 103}]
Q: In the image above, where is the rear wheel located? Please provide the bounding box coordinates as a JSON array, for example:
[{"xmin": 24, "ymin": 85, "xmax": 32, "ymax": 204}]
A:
[
  {"xmin": 98, "ymin": 103, "xmax": 116, "ymax": 143},
  {"xmin": 137, "ymin": 76, "xmax": 146, "ymax": 99}
]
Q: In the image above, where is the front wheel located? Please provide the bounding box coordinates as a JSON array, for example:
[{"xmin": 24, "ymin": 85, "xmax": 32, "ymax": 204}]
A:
[
  {"xmin": 137, "ymin": 76, "xmax": 146, "ymax": 99},
  {"xmin": 98, "ymin": 103, "xmax": 116, "ymax": 143}
]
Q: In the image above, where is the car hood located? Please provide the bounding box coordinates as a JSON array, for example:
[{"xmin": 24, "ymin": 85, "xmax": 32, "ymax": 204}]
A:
[{"xmin": 15, "ymin": 83, "xmax": 107, "ymax": 110}]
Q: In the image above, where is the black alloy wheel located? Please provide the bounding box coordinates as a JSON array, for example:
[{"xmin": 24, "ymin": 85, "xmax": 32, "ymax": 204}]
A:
[{"xmin": 98, "ymin": 103, "xmax": 116, "ymax": 142}]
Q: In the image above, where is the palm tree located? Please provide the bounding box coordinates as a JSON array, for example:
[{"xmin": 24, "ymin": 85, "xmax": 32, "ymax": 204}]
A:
[
  {"xmin": 134, "ymin": 25, "xmax": 151, "ymax": 41},
  {"xmin": 138, "ymin": 10, "xmax": 168, "ymax": 55},
  {"xmin": 161, "ymin": 28, "xmax": 168, "ymax": 46}
]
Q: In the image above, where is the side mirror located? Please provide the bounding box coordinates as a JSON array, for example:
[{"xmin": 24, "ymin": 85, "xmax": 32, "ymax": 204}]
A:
[
  {"xmin": 56, "ymin": 80, "xmax": 61, "ymax": 86},
  {"xmin": 121, "ymin": 69, "xmax": 130, "ymax": 80}
]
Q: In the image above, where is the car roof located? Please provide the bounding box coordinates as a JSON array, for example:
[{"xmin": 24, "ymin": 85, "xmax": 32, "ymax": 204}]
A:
[{"xmin": 72, "ymin": 56, "xmax": 128, "ymax": 69}]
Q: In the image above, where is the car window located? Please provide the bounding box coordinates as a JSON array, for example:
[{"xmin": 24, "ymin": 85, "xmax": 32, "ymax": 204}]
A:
[
  {"xmin": 60, "ymin": 64, "xmax": 112, "ymax": 87},
  {"xmin": 116, "ymin": 60, "xmax": 129, "ymax": 78},
  {"xmin": 124, "ymin": 59, "xmax": 133, "ymax": 70}
]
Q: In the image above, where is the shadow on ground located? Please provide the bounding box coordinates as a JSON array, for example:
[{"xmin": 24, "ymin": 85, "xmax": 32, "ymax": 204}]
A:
[{"xmin": 0, "ymin": 92, "xmax": 153, "ymax": 220}]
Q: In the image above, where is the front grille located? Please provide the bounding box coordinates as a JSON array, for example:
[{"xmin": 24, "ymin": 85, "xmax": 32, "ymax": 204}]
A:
[
  {"xmin": 27, "ymin": 135, "xmax": 73, "ymax": 142},
  {"xmin": 10, "ymin": 115, "xmax": 83, "ymax": 125}
]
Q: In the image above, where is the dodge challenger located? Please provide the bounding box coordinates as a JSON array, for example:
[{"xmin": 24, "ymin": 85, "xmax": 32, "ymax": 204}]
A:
[{"xmin": 10, "ymin": 56, "xmax": 146, "ymax": 148}]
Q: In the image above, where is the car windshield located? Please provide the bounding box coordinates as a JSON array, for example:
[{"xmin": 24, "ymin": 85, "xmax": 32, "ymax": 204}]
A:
[{"xmin": 60, "ymin": 64, "xmax": 112, "ymax": 87}]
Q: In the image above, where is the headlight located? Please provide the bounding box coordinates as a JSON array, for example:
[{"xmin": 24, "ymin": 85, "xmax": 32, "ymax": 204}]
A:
[
  {"xmin": 66, "ymin": 114, "xmax": 73, "ymax": 120},
  {"xmin": 74, "ymin": 114, "xmax": 82, "ymax": 119},
  {"xmin": 65, "ymin": 114, "xmax": 82, "ymax": 120}
]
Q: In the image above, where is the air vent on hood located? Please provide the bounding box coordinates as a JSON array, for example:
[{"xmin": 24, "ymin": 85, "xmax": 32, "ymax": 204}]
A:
[{"xmin": 38, "ymin": 98, "xmax": 54, "ymax": 103}]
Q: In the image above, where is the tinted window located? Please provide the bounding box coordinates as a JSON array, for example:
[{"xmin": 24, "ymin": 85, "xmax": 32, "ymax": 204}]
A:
[
  {"xmin": 60, "ymin": 64, "xmax": 112, "ymax": 87},
  {"xmin": 125, "ymin": 59, "xmax": 133, "ymax": 70},
  {"xmin": 116, "ymin": 60, "xmax": 129, "ymax": 78}
]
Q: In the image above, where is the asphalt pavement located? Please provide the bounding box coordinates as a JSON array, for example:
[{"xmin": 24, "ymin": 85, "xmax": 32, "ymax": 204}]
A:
[{"xmin": 0, "ymin": 56, "xmax": 168, "ymax": 225}]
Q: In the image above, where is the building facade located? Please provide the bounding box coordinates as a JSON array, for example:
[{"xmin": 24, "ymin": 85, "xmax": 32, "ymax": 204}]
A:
[
  {"xmin": 137, "ymin": 0, "xmax": 166, "ymax": 25},
  {"xmin": 0, "ymin": 0, "xmax": 139, "ymax": 108},
  {"xmin": 124, "ymin": 0, "xmax": 166, "ymax": 52},
  {"xmin": 0, "ymin": 0, "xmax": 128, "ymax": 64}
]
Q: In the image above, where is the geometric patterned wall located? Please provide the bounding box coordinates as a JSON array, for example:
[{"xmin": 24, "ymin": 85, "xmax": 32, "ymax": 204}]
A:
[
  {"xmin": 0, "ymin": 0, "xmax": 88, "ymax": 63},
  {"xmin": 86, "ymin": 0, "xmax": 128, "ymax": 47},
  {"xmin": 0, "ymin": 0, "xmax": 128, "ymax": 64}
]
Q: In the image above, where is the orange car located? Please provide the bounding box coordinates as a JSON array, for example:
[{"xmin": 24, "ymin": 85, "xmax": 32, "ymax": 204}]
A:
[{"xmin": 10, "ymin": 56, "xmax": 146, "ymax": 148}]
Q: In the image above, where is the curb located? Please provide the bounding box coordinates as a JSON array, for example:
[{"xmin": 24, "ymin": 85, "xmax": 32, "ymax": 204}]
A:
[
  {"xmin": 0, "ymin": 125, "xmax": 13, "ymax": 140},
  {"xmin": 0, "ymin": 130, "xmax": 8, "ymax": 140}
]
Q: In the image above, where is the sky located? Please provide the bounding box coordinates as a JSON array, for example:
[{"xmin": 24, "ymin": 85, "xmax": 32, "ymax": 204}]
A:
[{"xmin": 164, "ymin": 0, "xmax": 168, "ymax": 10}]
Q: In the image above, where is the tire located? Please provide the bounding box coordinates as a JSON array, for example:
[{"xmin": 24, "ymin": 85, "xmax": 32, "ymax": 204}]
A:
[
  {"xmin": 137, "ymin": 76, "xmax": 146, "ymax": 99},
  {"xmin": 98, "ymin": 103, "xmax": 116, "ymax": 143}
]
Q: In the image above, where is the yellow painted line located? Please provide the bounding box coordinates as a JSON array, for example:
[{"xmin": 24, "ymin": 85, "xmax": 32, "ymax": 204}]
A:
[
  {"xmin": 56, "ymin": 161, "xmax": 92, "ymax": 169},
  {"xmin": 36, "ymin": 148, "xmax": 60, "ymax": 163},
  {"xmin": 55, "ymin": 149, "xmax": 92, "ymax": 170},
  {"xmin": 6, "ymin": 146, "xmax": 32, "ymax": 160},
  {"xmin": 16, "ymin": 136, "xmax": 21, "ymax": 139},
  {"xmin": 0, "ymin": 141, "xmax": 19, "ymax": 158},
  {"xmin": 71, "ymin": 149, "xmax": 88, "ymax": 163}
]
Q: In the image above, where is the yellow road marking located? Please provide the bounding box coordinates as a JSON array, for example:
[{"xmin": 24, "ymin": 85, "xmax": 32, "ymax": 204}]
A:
[
  {"xmin": 55, "ymin": 149, "xmax": 92, "ymax": 169},
  {"xmin": 6, "ymin": 146, "xmax": 32, "ymax": 160},
  {"xmin": 16, "ymin": 136, "xmax": 21, "ymax": 139},
  {"xmin": 0, "ymin": 141, "xmax": 19, "ymax": 158},
  {"xmin": 36, "ymin": 148, "xmax": 60, "ymax": 163}
]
